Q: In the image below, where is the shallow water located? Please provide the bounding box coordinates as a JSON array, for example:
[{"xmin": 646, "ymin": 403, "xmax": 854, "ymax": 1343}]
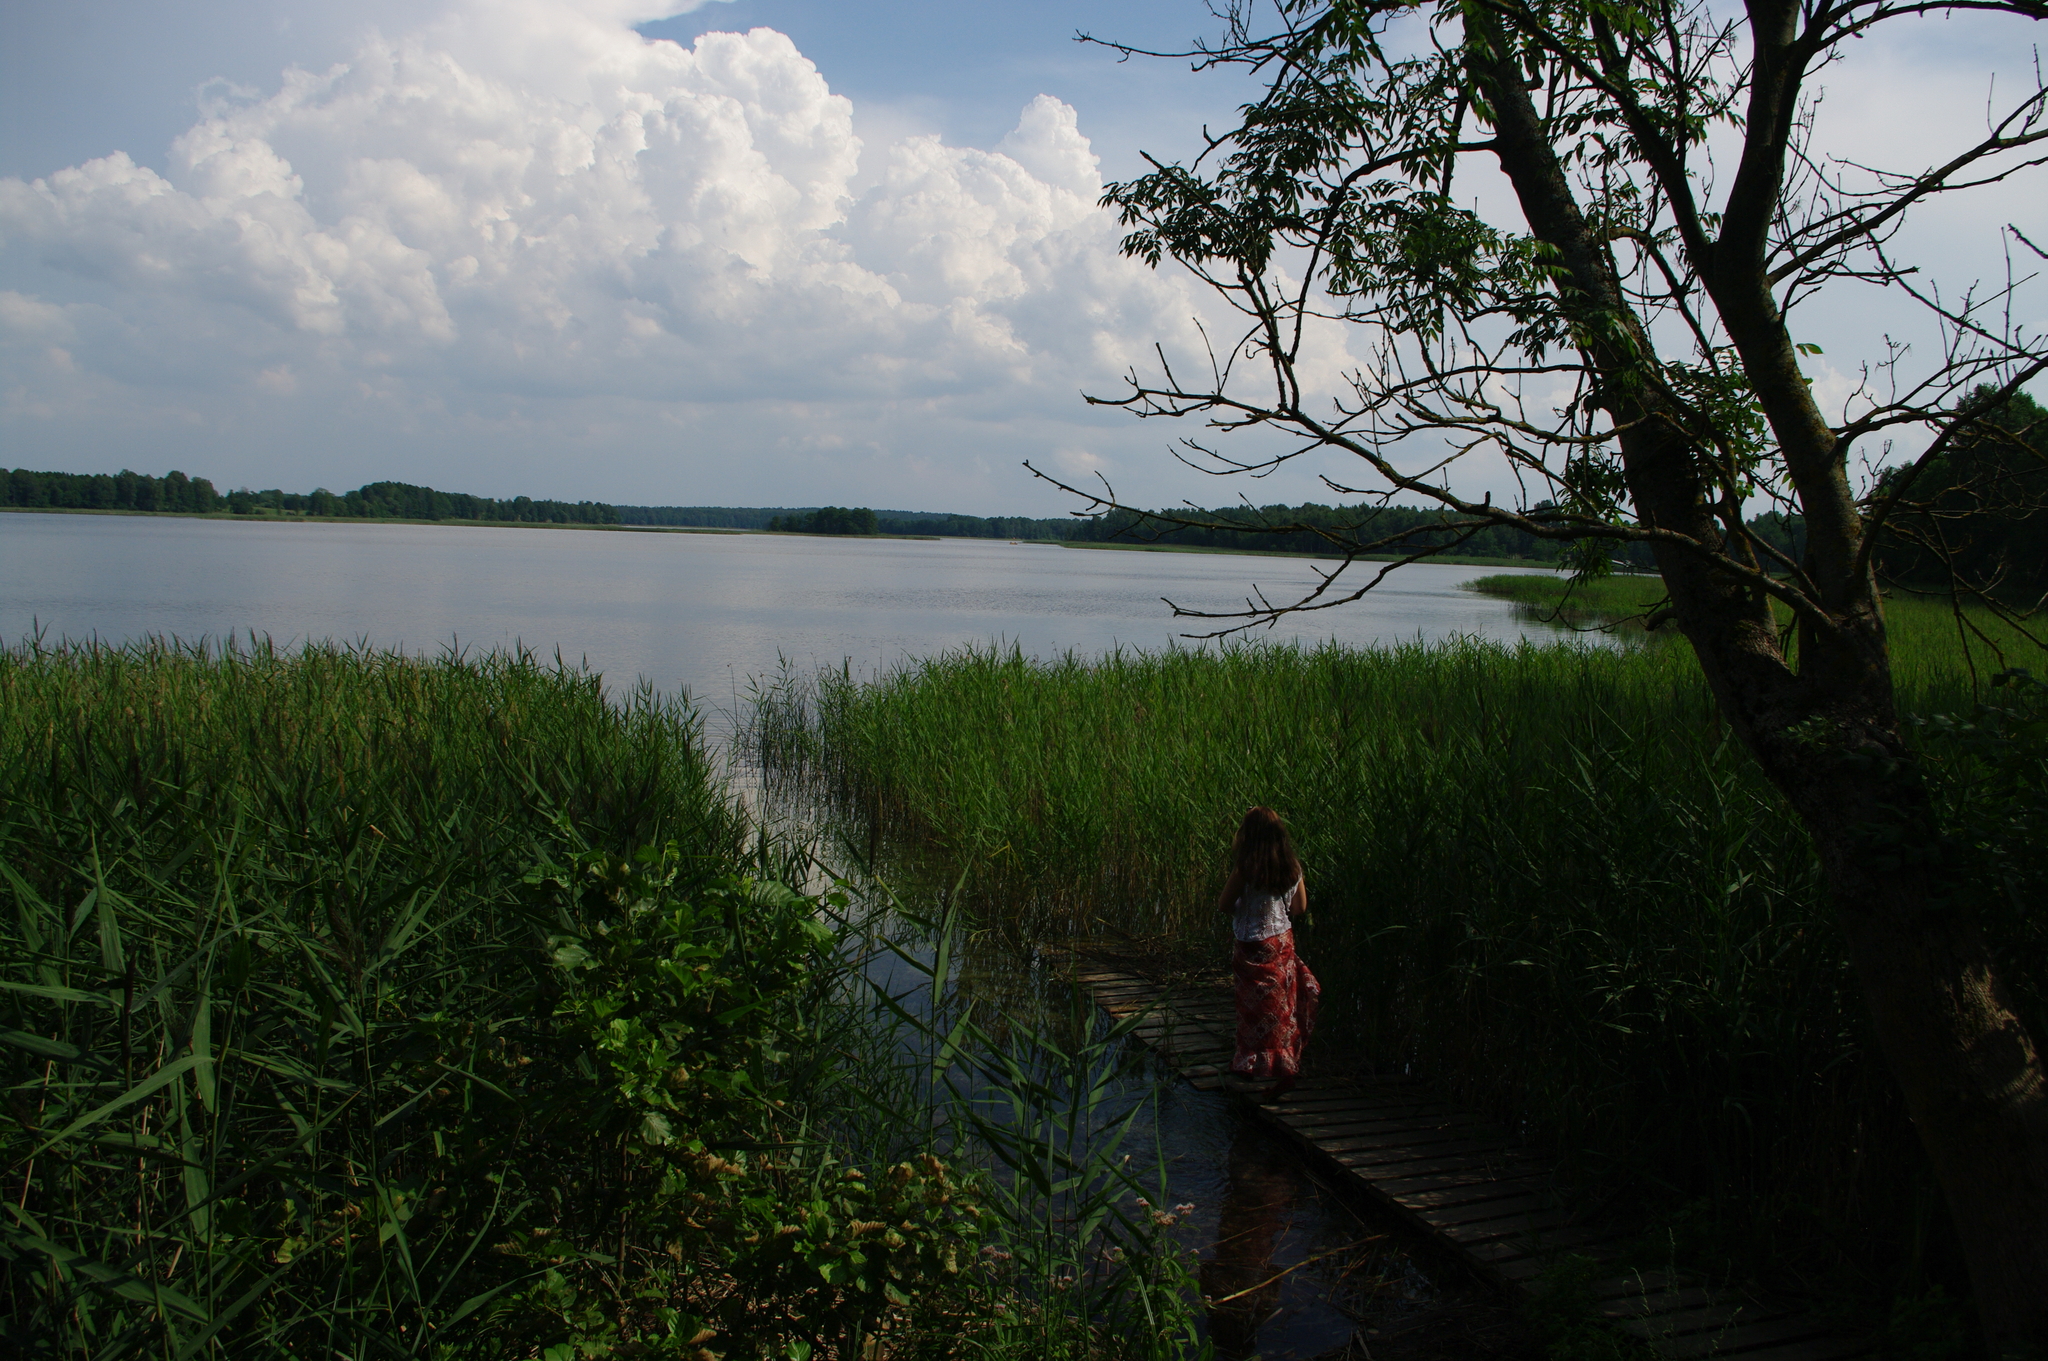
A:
[
  {"xmin": 1152, "ymin": 1085, "xmax": 1457, "ymax": 1359},
  {"xmin": 848, "ymin": 902, "xmax": 1495, "ymax": 1361}
]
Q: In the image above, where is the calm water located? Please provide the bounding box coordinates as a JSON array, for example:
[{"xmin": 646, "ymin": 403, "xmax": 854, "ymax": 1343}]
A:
[{"xmin": 2, "ymin": 513, "xmax": 1559, "ymax": 715}]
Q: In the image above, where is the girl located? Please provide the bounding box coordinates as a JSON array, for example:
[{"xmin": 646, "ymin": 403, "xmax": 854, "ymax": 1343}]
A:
[{"xmin": 1218, "ymin": 806, "xmax": 1320, "ymax": 1100}]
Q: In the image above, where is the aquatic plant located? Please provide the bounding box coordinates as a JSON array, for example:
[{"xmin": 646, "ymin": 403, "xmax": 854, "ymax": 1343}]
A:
[
  {"xmin": 749, "ymin": 621, "xmax": 2046, "ymax": 1312},
  {"xmin": 0, "ymin": 638, "xmax": 1211, "ymax": 1359}
]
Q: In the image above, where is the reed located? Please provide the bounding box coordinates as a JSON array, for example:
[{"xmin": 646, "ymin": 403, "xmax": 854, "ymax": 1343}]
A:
[
  {"xmin": 751, "ymin": 620, "xmax": 2047, "ymax": 1309},
  {"xmin": 1, "ymin": 637, "xmax": 1210, "ymax": 1360}
]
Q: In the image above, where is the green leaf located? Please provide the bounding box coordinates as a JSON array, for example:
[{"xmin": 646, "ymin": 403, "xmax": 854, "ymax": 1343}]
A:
[
  {"xmin": 0, "ymin": 1227, "xmax": 209, "ymax": 1322},
  {"xmin": 26, "ymin": 1054, "xmax": 201, "ymax": 1160},
  {"xmin": 0, "ymin": 1029, "xmax": 100, "ymax": 1064},
  {"xmin": 0, "ymin": 980, "xmax": 117, "ymax": 1007},
  {"xmin": 190, "ymin": 986, "xmax": 215, "ymax": 1112}
]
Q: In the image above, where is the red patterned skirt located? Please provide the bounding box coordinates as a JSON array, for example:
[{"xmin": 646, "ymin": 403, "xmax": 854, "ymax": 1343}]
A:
[{"xmin": 1230, "ymin": 930, "xmax": 1320, "ymax": 1082}]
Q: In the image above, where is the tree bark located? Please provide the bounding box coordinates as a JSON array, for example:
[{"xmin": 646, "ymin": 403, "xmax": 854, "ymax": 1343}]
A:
[{"xmin": 1468, "ymin": 14, "xmax": 2048, "ymax": 1349}]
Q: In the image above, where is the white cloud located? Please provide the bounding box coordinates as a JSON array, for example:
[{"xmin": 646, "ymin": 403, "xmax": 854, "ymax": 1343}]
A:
[{"xmin": 0, "ymin": 1, "xmax": 1219, "ymax": 509}]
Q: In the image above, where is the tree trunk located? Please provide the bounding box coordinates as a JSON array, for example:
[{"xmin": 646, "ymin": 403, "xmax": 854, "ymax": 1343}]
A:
[
  {"xmin": 1772, "ymin": 731, "xmax": 2048, "ymax": 1352},
  {"xmin": 1467, "ymin": 18, "xmax": 2048, "ymax": 1350}
]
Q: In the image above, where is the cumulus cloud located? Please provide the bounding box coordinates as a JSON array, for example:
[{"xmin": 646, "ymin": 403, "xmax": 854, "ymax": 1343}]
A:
[{"xmin": 0, "ymin": 0, "xmax": 1209, "ymax": 506}]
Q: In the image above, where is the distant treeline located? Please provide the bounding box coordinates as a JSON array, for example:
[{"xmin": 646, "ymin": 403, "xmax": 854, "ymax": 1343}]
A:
[
  {"xmin": 741, "ymin": 500, "xmax": 1813, "ymax": 568},
  {"xmin": 615, "ymin": 498, "xmax": 1815, "ymax": 563},
  {"xmin": 767, "ymin": 506, "xmax": 880, "ymax": 535},
  {"xmin": 615, "ymin": 505, "xmax": 1072, "ymax": 539},
  {"xmin": 1, "ymin": 468, "xmax": 615, "ymax": 525},
  {"xmin": 224, "ymin": 481, "xmax": 616, "ymax": 524},
  {"xmin": 626, "ymin": 501, "xmax": 1578, "ymax": 554},
  {"xmin": 1074, "ymin": 503, "xmax": 1590, "ymax": 561},
  {"xmin": 3, "ymin": 467, "xmax": 224, "ymax": 514},
  {"xmin": 5, "ymin": 469, "xmax": 1834, "ymax": 570}
]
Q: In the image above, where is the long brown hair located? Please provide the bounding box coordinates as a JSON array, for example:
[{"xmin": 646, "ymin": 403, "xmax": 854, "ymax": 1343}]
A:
[{"xmin": 1232, "ymin": 806, "xmax": 1301, "ymax": 891}]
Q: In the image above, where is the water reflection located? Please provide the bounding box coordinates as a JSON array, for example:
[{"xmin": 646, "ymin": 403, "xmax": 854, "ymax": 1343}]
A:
[
  {"xmin": 1201, "ymin": 1125, "xmax": 1300, "ymax": 1357},
  {"xmin": 0, "ymin": 513, "xmax": 1571, "ymax": 724}
]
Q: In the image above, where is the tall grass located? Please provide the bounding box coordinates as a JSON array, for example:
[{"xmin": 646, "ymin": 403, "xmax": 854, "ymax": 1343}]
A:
[
  {"xmin": 1463, "ymin": 571, "xmax": 2045, "ymax": 692},
  {"xmin": 749, "ymin": 621, "xmax": 2047, "ymax": 1310},
  {"xmin": 0, "ymin": 638, "xmax": 756, "ymax": 1355},
  {"xmin": 2, "ymin": 637, "xmax": 1212, "ymax": 1360}
]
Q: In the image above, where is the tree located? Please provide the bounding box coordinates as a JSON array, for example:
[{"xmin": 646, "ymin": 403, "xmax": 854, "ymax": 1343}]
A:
[
  {"xmin": 1877, "ymin": 386, "xmax": 2048, "ymax": 603},
  {"xmin": 1051, "ymin": 0, "xmax": 2048, "ymax": 1345}
]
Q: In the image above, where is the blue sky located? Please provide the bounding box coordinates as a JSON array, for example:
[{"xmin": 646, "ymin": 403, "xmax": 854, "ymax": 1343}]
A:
[{"xmin": 1, "ymin": 1, "xmax": 2040, "ymax": 515}]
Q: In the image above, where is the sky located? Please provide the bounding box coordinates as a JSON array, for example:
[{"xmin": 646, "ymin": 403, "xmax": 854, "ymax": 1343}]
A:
[{"xmin": 1, "ymin": 0, "xmax": 2041, "ymax": 515}]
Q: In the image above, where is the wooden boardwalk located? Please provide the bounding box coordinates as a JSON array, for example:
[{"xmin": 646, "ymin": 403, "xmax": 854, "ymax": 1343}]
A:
[{"xmin": 1073, "ymin": 960, "xmax": 1873, "ymax": 1360}]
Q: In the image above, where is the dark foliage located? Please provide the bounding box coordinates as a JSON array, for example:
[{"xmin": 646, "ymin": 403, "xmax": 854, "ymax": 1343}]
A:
[
  {"xmin": 1, "ymin": 467, "xmax": 617, "ymax": 526},
  {"xmin": 768, "ymin": 506, "xmax": 881, "ymax": 535},
  {"xmin": 1, "ymin": 467, "xmax": 222, "ymax": 514},
  {"xmin": 1876, "ymin": 388, "xmax": 2048, "ymax": 605}
]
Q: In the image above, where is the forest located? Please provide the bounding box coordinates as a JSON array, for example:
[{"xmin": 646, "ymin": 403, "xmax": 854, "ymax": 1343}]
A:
[
  {"xmin": 0, "ymin": 468, "xmax": 616, "ymax": 525},
  {"xmin": 2, "ymin": 466, "xmax": 224, "ymax": 514}
]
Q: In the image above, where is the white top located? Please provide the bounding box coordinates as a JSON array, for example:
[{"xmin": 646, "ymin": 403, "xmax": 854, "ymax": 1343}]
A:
[{"xmin": 1232, "ymin": 880, "xmax": 1298, "ymax": 942}]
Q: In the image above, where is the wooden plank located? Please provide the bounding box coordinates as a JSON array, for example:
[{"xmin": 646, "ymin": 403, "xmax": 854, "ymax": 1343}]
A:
[
  {"xmin": 1075, "ymin": 958, "xmax": 1857, "ymax": 1361},
  {"xmin": 1644, "ymin": 1314, "xmax": 1838, "ymax": 1358},
  {"xmin": 1310, "ymin": 1121, "xmax": 1507, "ymax": 1154},
  {"xmin": 1590, "ymin": 1271, "xmax": 1693, "ymax": 1301},
  {"xmin": 1489, "ymin": 1254, "xmax": 1570, "ymax": 1284},
  {"xmin": 1449, "ymin": 1211, "xmax": 1605, "ymax": 1252},
  {"xmin": 1278, "ymin": 1106, "xmax": 1483, "ymax": 1137},
  {"xmin": 1270, "ymin": 1091, "xmax": 1459, "ymax": 1119},
  {"xmin": 1269, "ymin": 1079, "xmax": 1446, "ymax": 1101},
  {"xmin": 1330, "ymin": 1142, "xmax": 1522, "ymax": 1177},
  {"xmin": 1596, "ymin": 1286, "xmax": 1719, "ymax": 1320},
  {"xmin": 1288, "ymin": 1117, "xmax": 1497, "ymax": 1149},
  {"xmin": 1335, "ymin": 1137, "xmax": 1531, "ymax": 1187},
  {"xmin": 1375, "ymin": 1163, "xmax": 1551, "ymax": 1192},
  {"xmin": 1333, "ymin": 1137, "xmax": 1522, "ymax": 1167},
  {"xmin": 1437, "ymin": 1209, "xmax": 1584, "ymax": 1247},
  {"xmin": 1391, "ymin": 1178, "xmax": 1557, "ymax": 1213},
  {"xmin": 1297, "ymin": 1112, "xmax": 1501, "ymax": 1143},
  {"xmin": 1726, "ymin": 1335, "xmax": 1874, "ymax": 1361},
  {"xmin": 1155, "ymin": 1019, "xmax": 1228, "ymax": 1039},
  {"xmin": 1466, "ymin": 1227, "xmax": 1622, "ymax": 1268},
  {"xmin": 1625, "ymin": 1303, "xmax": 1804, "ymax": 1342},
  {"xmin": 1417, "ymin": 1194, "xmax": 1553, "ymax": 1228},
  {"xmin": 1301, "ymin": 1104, "xmax": 1479, "ymax": 1128}
]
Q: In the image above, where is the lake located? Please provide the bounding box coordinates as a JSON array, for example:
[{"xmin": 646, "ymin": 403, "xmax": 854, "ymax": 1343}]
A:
[
  {"xmin": 5, "ymin": 508, "xmax": 1556, "ymax": 1355},
  {"xmin": 1, "ymin": 512, "xmax": 1562, "ymax": 717}
]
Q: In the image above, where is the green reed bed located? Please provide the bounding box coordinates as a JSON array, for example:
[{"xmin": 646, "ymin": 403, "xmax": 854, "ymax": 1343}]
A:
[
  {"xmin": 1464, "ymin": 570, "xmax": 2044, "ymax": 687},
  {"xmin": 1, "ymin": 638, "xmax": 1209, "ymax": 1361},
  {"xmin": 751, "ymin": 630, "xmax": 2047, "ymax": 1314}
]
